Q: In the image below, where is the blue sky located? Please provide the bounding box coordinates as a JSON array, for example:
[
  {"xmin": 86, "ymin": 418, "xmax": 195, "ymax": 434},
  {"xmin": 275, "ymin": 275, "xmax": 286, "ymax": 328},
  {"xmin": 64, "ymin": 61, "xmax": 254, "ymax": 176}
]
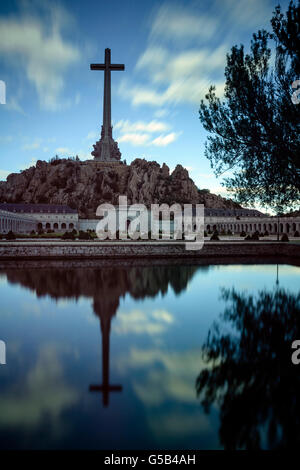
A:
[{"xmin": 0, "ymin": 0, "xmax": 290, "ymax": 204}]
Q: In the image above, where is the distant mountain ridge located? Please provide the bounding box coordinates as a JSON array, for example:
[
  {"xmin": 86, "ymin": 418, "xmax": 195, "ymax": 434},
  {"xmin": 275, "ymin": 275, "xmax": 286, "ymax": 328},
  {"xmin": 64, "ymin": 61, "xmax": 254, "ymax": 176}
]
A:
[{"xmin": 0, "ymin": 157, "xmax": 242, "ymax": 218}]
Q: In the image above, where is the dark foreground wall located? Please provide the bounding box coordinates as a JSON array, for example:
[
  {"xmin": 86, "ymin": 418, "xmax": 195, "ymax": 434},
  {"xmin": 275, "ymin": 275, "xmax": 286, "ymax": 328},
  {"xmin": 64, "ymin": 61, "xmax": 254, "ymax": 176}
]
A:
[{"xmin": 0, "ymin": 241, "xmax": 299, "ymax": 261}]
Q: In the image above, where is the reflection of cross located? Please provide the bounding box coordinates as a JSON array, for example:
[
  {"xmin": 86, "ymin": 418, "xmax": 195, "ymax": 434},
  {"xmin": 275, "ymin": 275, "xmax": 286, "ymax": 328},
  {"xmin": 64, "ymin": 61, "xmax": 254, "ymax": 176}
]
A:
[
  {"xmin": 89, "ymin": 314, "xmax": 122, "ymax": 407},
  {"xmin": 90, "ymin": 49, "xmax": 124, "ymax": 157}
]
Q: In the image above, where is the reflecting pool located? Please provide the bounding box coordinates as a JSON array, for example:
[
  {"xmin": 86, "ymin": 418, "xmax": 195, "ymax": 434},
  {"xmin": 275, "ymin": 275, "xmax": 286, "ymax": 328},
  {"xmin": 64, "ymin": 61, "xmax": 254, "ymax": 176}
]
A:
[{"xmin": 0, "ymin": 261, "xmax": 299, "ymax": 449}]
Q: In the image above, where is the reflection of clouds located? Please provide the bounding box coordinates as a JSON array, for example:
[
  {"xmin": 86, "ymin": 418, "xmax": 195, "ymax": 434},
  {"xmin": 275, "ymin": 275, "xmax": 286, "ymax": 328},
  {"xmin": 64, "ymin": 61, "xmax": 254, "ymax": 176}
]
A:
[
  {"xmin": 116, "ymin": 347, "xmax": 203, "ymax": 405},
  {"xmin": 0, "ymin": 344, "xmax": 78, "ymax": 429},
  {"xmin": 115, "ymin": 347, "xmax": 216, "ymax": 442},
  {"xmin": 114, "ymin": 309, "xmax": 174, "ymax": 336}
]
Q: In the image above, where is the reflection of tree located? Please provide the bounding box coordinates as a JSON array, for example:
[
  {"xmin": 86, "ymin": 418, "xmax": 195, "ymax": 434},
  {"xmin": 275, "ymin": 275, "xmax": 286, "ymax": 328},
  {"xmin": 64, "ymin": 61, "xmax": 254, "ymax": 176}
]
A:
[{"xmin": 196, "ymin": 288, "xmax": 300, "ymax": 449}]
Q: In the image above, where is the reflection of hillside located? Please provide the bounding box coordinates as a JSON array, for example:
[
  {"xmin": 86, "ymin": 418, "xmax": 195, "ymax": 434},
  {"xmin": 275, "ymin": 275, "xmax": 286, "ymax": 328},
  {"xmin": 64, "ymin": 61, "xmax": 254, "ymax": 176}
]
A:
[
  {"xmin": 2, "ymin": 265, "xmax": 200, "ymax": 318},
  {"xmin": 196, "ymin": 287, "xmax": 300, "ymax": 449}
]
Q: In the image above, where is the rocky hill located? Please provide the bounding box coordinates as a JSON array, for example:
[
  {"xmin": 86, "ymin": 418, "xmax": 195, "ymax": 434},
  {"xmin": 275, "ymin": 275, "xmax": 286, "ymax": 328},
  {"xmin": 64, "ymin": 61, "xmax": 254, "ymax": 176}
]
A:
[{"xmin": 0, "ymin": 158, "xmax": 241, "ymax": 217}]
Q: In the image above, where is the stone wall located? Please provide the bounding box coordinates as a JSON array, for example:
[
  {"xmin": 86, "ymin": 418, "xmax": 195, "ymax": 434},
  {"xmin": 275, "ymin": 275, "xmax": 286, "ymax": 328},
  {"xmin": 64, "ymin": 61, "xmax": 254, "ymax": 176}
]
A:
[{"xmin": 0, "ymin": 241, "xmax": 299, "ymax": 260}]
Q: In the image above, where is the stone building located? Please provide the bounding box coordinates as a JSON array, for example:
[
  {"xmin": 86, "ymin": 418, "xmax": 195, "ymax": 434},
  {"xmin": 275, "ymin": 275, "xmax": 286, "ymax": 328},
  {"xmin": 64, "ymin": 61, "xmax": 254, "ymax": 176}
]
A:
[
  {"xmin": 201, "ymin": 208, "xmax": 300, "ymax": 235},
  {"xmin": 0, "ymin": 208, "xmax": 36, "ymax": 234},
  {"xmin": 0, "ymin": 204, "xmax": 78, "ymax": 233}
]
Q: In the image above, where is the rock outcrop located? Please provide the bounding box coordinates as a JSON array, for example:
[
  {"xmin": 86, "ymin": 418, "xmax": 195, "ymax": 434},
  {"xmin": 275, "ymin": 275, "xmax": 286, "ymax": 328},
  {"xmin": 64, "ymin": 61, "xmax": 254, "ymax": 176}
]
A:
[{"xmin": 0, "ymin": 158, "xmax": 241, "ymax": 217}]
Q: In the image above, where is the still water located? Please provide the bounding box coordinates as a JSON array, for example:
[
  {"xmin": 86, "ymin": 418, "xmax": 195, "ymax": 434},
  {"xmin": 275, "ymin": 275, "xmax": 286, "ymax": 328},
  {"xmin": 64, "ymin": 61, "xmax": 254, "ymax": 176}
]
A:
[{"xmin": 0, "ymin": 261, "xmax": 299, "ymax": 449}]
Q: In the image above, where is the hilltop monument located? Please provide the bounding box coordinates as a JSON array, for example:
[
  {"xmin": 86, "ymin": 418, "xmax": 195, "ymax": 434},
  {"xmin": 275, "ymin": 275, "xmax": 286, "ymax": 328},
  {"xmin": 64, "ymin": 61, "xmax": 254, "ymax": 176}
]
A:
[{"xmin": 90, "ymin": 48, "xmax": 124, "ymax": 162}]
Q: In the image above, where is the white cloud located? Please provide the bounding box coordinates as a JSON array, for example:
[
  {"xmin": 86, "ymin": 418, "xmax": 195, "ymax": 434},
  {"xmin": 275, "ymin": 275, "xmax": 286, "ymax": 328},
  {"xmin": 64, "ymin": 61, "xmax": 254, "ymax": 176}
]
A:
[
  {"xmin": 115, "ymin": 119, "xmax": 170, "ymax": 133},
  {"xmin": 55, "ymin": 147, "xmax": 72, "ymax": 154},
  {"xmin": 120, "ymin": 66, "xmax": 225, "ymax": 107},
  {"xmin": 150, "ymin": 4, "xmax": 217, "ymax": 41},
  {"xmin": 0, "ymin": 4, "xmax": 80, "ymax": 111},
  {"xmin": 121, "ymin": 0, "xmax": 271, "ymax": 109},
  {"xmin": 4, "ymin": 96, "xmax": 26, "ymax": 114},
  {"xmin": 114, "ymin": 309, "xmax": 174, "ymax": 336},
  {"xmin": 118, "ymin": 133, "xmax": 150, "ymax": 146},
  {"xmin": 85, "ymin": 131, "xmax": 98, "ymax": 140},
  {"xmin": 74, "ymin": 92, "xmax": 81, "ymax": 105},
  {"xmin": 154, "ymin": 109, "xmax": 169, "ymax": 118},
  {"xmin": 151, "ymin": 132, "xmax": 179, "ymax": 146},
  {"xmin": 22, "ymin": 139, "xmax": 41, "ymax": 151}
]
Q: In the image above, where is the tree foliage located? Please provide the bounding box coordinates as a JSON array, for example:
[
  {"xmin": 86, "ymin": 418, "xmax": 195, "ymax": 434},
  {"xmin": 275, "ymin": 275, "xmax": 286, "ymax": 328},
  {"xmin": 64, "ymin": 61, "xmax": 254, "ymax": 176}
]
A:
[{"xmin": 199, "ymin": 1, "xmax": 300, "ymax": 210}]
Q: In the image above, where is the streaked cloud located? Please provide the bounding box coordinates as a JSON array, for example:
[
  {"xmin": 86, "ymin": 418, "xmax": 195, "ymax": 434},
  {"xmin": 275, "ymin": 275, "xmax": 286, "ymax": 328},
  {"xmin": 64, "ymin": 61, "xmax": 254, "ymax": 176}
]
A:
[
  {"xmin": 0, "ymin": 3, "xmax": 80, "ymax": 111},
  {"xmin": 150, "ymin": 4, "xmax": 217, "ymax": 41},
  {"xmin": 118, "ymin": 133, "xmax": 150, "ymax": 146},
  {"xmin": 22, "ymin": 139, "xmax": 41, "ymax": 151},
  {"xmin": 115, "ymin": 119, "xmax": 170, "ymax": 133},
  {"xmin": 85, "ymin": 131, "xmax": 98, "ymax": 140},
  {"xmin": 152, "ymin": 132, "xmax": 180, "ymax": 146},
  {"xmin": 55, "ymin": 146, "xmax": 72, "ymax": 154},
  {"xmin": 120, "ymin": 0, "xmax": 274, "ymax": 109}
]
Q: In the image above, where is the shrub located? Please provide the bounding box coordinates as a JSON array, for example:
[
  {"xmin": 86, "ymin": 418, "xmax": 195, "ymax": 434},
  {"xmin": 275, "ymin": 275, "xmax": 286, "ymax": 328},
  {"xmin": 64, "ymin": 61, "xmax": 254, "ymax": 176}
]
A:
[
  {"xmin": 264, "ymin": 230, "xmax": 269, "ymax": 236},
  {"xmin": 240, "ymin": 230, "xmax": 246, "ymax": 237},
  {"xmin": 210, "ymin": 231, "xmax": 219, "ymax": 241},
  {"xmin": 244, "ymin": 234, "xmax": 252, "ymax": 240},
  {"xmin": 251, "ymin": 232, "xmax": 260, "ymax": 241},
  {"xmin": 30, "ymin": 230, "xmax": 36, "ymax": 235},
  {"xmin": 5, "ymin": 230, "xmax": 16, "ymax": 240},
  {"xmin": 78, "ymin": 230, "xmax": 92, "ymax": 240},
  {"xmin": 294, "ymin": 230, "xmax": 300, "ymax": 237},
  {"xmin": 61, "ymin": 231, "xmax": 76, "ymax": 240},
  {"xmin": 227, "ymin": 230, "xmax": 232, "ymax": 235},
  {"xmin": 0, "ymin": 233, "xmax": 3, "ymax": 240},
  {"xmin": 281, "ymin": 233, "xmax": 289, "ymax": 242},
  {"xmin": 204, "ymin": 231, "xmax": 208, "ymax": 237}
]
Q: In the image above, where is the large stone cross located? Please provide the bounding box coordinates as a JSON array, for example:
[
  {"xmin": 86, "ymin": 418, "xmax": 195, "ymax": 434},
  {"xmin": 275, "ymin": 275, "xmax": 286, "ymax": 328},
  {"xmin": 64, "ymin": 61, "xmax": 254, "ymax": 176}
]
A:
[{"xmin": 90, "ymin": 49, "xmax": 125, "ymax": 162}]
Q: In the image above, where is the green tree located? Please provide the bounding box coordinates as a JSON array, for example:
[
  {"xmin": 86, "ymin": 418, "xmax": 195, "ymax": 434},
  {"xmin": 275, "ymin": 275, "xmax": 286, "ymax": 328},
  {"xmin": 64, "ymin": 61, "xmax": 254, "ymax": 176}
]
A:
[{"xmin": 199, "ymin": 1, "xmax": 300, "ymax": 210}]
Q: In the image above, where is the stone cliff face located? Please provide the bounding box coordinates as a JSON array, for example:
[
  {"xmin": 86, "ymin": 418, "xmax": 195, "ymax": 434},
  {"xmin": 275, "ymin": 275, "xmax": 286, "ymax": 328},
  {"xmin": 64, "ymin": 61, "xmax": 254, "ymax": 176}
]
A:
[{"xmin": 0, "ymin": 158, "xmax": 241, "ymax": 217}]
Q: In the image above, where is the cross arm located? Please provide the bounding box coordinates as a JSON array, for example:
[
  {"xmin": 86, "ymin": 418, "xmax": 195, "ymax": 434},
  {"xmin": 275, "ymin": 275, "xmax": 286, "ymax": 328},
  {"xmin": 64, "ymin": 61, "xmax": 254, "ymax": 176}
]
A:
[
  {"xmin": 110, "ymin": 64, "xmax": 125, "ymax": 71},
  {"xmin": 90, "ymin": 64, "xmax": 105, "ymax": 70},
  {"xmin": 89, "ymin": 385, "xmax": 123, "ymax": 392}
]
